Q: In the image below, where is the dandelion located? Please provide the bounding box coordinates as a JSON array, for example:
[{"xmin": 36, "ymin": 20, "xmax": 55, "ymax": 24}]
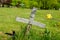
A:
[{"xmin": 46, "ymin": 13, "xmax": 52, "ymax": 19}]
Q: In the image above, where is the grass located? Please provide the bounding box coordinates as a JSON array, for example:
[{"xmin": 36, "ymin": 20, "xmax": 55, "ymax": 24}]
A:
[{"xmin": 0, "ymin": 8, "xmax": 60, "ymax": 40}]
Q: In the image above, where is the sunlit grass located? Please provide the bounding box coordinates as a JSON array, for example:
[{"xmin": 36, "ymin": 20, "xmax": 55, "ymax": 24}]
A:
[{"xmin": 0, "ymin": 8, "xmax": 60, "ymax": 40}]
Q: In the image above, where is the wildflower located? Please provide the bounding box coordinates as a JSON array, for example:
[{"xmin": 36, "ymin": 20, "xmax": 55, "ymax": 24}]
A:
[{"xmin": 46, "ymin": 13, "xmax": 52, "ymax": 19}]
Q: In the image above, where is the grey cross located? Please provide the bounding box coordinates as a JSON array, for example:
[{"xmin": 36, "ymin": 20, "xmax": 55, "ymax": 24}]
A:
[{"xmin": 16, "ymin": 7, "xmax": 46, "ymax": 28}]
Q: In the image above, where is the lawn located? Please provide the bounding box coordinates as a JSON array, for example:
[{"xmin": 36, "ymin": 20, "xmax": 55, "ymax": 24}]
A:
[{"xmin": 0, "ymin": 8, "xmax": 60, "ymax": 40}]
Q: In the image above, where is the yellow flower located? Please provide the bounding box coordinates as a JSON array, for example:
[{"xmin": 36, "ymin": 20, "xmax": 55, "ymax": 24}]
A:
[{"xmin": 46, "ymin": 13, "xmax": 52, "ymax": 19}]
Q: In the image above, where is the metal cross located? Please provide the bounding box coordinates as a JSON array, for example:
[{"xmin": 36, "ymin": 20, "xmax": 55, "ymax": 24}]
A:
[
  {"xmin": 16, "ymin": 7, "xmax": 46, "ymax": 39},
  {"xmin": 16, "ymin": 7, "xmax": 45, "ymax": 28}
]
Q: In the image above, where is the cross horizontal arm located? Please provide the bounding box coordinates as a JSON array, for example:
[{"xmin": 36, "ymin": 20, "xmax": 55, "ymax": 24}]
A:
[{"xmin": 16, "ymin": 17, "xmax": 45, "ymax": 28}]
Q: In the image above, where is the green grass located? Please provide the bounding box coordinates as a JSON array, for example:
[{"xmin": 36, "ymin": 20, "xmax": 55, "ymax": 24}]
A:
[{"xmin": 0, "ymin": 8, "xmax": 60, "ymax": 40}]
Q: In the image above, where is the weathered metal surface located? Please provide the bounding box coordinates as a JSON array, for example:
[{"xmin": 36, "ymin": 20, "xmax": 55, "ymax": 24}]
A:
[
  {"xmin": 16, "ymin": 17, "xmax": 45, "ymax": 28},
  {"xmin": 16, "ymin": 7, "xmax": 45, "ymax": 28},
  {"xmin": 29, "ymin": 7, "xmax": 36, "ymax": 24}
]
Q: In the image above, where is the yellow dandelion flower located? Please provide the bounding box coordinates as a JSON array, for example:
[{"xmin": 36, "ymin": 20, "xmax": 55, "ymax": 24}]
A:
[{"xmin": 46, "ymin": 13, "xmax": 52, "ymax": 19}]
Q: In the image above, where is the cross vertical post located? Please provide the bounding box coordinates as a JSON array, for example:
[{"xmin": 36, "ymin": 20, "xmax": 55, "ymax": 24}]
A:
[{"xmin": 24, "ymin": 7, "xmax": 37, "ymax": 38}]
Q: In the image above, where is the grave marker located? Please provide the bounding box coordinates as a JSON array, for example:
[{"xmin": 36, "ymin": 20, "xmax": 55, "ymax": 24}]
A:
[
  {"xmin": 16, "ymin": 7, "xmax": 46, "ymax": 39},
  {"xmin": 16, "ymin": 8, "xmax": 45, "ymax": 28}
]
